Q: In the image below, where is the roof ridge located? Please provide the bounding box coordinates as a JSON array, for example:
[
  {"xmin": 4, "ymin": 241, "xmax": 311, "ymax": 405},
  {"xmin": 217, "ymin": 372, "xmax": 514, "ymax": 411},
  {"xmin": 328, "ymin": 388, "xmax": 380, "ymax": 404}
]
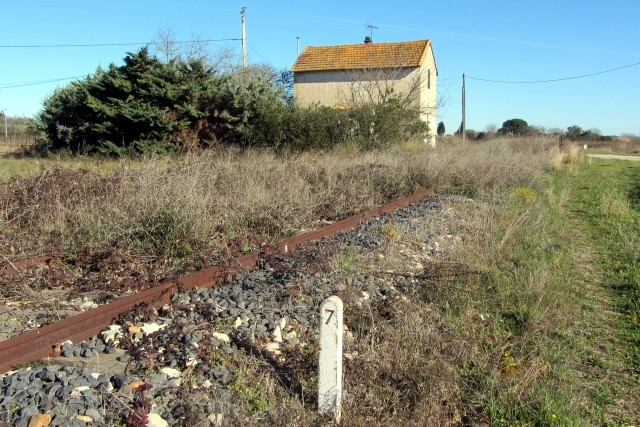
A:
[{"xmin": 302, "ymin": 39, "xmax": 430, "ymax": 50}]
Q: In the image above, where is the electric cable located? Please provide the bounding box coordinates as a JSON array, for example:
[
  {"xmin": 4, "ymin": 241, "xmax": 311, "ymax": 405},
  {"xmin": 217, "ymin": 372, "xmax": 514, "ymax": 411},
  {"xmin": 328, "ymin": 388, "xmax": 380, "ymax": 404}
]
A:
[
  {"xmin": 0, "ymin": 39, "xmax": 241, "ymax": 48},
  {"xmin": 467, "ymin": 62, "xmax": 640, "ymax": 84},
  {"xmin": 0, "ymin": 76, "xmax": 86, "ymax": 90}
]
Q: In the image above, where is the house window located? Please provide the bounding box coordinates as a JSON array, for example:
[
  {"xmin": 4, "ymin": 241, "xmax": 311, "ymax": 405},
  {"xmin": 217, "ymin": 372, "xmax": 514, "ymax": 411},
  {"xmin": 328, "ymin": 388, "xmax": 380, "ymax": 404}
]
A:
[{"xmin": 428, "ymin": 69, "xmax": 431, "ymax": 89}]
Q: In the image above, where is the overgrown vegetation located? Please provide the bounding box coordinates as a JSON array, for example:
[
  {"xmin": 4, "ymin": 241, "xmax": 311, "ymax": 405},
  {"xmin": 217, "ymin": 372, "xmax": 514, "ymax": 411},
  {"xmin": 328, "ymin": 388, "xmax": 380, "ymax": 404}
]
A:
[
  {"xmin": 2, "ymin": 138, "xmax": 639, "ymax": 425},
  {"xmin": 0, "ymin": 138, "xmax": 558, "ymax": 264},
  {"xmin": 34, "ymin": 48, "xmax": 426, "ymax": 155}
]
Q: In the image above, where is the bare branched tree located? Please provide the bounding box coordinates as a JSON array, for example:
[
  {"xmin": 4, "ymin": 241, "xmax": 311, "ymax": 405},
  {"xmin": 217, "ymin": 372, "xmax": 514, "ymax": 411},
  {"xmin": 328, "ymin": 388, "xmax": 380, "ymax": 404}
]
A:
[
  {"xmin": 338, "ymin": 67, "xmax": 418, "ymax": 107},
  {"xmin": 337, "ymin": 66, "xmax": 441, "ymax": 116},
  {"xmin": 152, "ymin": 25, "xmax": 180, "ymax": 62},
  {"xmin": 151, "ymin": 26, "xmax": 238, "ymax": 69},
  {"xmin": 183, "ymin": 33, "xmax": 209, "ymax": 62},
  {"xmin": 334, "ymin": 65, "xmax": 442, "ymax": 144}
]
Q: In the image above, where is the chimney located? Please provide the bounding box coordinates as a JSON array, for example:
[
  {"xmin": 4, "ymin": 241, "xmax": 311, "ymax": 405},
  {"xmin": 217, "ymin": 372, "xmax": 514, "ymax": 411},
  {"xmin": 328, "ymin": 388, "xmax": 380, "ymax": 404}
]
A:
[{"xmin": 364, "ymin": 36, "xmax": 372, "ymax": 44}]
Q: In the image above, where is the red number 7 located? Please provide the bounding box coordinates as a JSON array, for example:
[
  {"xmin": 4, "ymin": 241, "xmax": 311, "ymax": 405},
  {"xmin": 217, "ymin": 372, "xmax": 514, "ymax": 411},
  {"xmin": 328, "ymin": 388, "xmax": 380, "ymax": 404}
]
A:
[{"xmin": 325, "ymin": 309, "xmax": 335, "ymax": 324}]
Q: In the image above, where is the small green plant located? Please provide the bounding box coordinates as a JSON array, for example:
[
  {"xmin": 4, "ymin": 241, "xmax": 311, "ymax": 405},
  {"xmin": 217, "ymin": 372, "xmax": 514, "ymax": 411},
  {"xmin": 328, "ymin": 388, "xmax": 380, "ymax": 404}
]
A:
[
  {"xmin": 334, "ymin": 246, "xmax": 359, "ymax": 274},
  {"xmin": 513, "ymin": 186, "xmax": 536, "ymax": 203},
  {"xmin": 379, "ymin": 222, "xmax": 402, "ymax": 242},
  {"xmin": 230, "ymin": 377, "xmax": 276, "ymax": 414}
]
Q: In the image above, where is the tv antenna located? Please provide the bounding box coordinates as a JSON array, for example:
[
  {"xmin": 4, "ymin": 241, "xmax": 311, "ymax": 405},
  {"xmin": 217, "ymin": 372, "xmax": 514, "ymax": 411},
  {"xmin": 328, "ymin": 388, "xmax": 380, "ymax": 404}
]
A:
[{"xmin": 366, "ymin": 23, "xmax": 378, "ymax": 41}]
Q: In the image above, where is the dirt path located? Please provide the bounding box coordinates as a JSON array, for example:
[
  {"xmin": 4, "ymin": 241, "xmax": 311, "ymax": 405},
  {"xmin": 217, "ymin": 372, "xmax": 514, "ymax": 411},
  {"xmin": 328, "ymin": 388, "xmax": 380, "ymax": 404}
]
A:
[{"xmin": 587, "ymin": 154, "xmax": 640, "ymax": 161}]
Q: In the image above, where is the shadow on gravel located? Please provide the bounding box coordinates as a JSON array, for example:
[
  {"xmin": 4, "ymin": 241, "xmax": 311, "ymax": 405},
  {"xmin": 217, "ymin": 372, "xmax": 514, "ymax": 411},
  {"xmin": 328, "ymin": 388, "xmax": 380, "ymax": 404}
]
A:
[{"xmin": 232, "ymin": 334, "xmax": 318, "ymax": 407}]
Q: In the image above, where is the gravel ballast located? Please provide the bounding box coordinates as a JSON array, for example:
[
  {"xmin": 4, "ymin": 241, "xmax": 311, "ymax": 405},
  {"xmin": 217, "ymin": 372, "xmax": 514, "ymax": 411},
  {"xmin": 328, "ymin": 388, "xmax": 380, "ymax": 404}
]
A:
[{"xmin": 0, "ymin": 195, "xmax": 468, "ymax": 426}]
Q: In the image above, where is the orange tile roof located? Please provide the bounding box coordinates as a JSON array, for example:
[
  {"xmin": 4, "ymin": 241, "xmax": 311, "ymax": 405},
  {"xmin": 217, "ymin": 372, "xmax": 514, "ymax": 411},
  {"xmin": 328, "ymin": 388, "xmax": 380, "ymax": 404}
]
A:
[{"xmin": 291, "ymin": 39, "xmax": 432, "ymax": 72}]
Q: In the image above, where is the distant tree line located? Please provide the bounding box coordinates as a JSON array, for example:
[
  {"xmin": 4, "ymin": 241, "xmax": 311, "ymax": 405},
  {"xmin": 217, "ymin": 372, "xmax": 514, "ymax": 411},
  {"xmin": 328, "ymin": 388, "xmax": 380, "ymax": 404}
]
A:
[
  {"xmin": 454, "ymin": 118, "xmax": 614, "ymax": 142},
  {"xmin": 35, "ymin": 48, "xmax": 427, "ymax": 155}
]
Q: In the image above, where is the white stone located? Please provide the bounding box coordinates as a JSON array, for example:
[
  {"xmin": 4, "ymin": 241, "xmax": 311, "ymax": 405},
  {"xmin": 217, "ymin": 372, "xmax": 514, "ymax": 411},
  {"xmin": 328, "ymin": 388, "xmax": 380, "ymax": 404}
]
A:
[
  {"xmin": 107, "ymin": 324, "xmax": 122, "ymax": 331},
  {"xmin": 146, "ymin": 413, "xmax": 169, "ymax": 427},
  {"xmin": 265, "ymin": 342, "xmax": 282, "ymax": 356},
  {"xmin": 207, "ymin": 413, "xmax": 224, "ymax": 427},
  {"xmin": 273, "ymin": 326, "xmax": 283, "ymax": 343},
  {"xmin": 212, "ymin": 332, "xmax": 230, "ymax": 344},
  {"xmin": 160, "ymin": 367, "xmax": 181, "ymax": 379},
  {"xmin": 71, "ymin": 385, "xmax": 90, "ymax": 397},
  {"xmin": 285, "ymin": 331, "xmax": 298, "ymax": 340},
  {"xmin": 81, "ymin": 299, "xmax": 98, "ymax": 310},
  {"xmin": 201, "ymin": 379, "xmax": 213, "ymax": 389},
  {"xmin": 141, "ymin": 323, "xmax": 164, "ymax": 335},
  {"xmin": 358, "ymin": 291, "xmax": 370, "ymax": 304},
  {"xmin": 90, "ymin": 373, "xmax": 100, "ymax": 380},
  {"xmin": 101, "ymin": 329, "xmax": 119, "ymax": 343},
  {"xmin": 279, "ymin": 317, "xmax": 288, "ymax": 330},
  {"xmin": 233, "ymin": 317, "xmax": 243, "ymax": 329}
]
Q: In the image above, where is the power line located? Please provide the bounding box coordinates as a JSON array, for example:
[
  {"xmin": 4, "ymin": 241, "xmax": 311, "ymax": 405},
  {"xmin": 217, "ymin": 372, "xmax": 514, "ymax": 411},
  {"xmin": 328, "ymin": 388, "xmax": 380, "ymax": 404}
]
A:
[
  {"xmin": 0, "ymin": 38, "xmax": 241, "ymax": 49},
  {"xmin": 0, "ymin": 76, "xmax": 85, "ymax": 90},
  {"xmin": 438, "ymin": 76, "xmax": 462, "ymax": 82},
  {"xmin": 467, "ymin": 61, "xmax": 640, "ymax": 84},
  {"xmin": 247, "ymin": 44, "xmax": 276, "ymax": 69}
]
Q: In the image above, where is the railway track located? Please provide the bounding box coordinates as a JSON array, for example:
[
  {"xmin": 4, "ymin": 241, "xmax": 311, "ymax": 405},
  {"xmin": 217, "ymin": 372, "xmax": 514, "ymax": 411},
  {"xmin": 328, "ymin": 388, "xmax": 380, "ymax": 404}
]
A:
[{"xmin": 0, "ymin": 188, "xmax": 434, "ymax": 374}]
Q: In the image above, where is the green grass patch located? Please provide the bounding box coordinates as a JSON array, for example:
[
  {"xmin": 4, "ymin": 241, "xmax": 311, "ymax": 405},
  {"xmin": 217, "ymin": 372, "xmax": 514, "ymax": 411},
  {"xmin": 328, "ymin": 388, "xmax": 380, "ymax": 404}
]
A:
[
  {"xmin": 0, "ymin": 153, "xmax": 138, "ymax": 181},
  {"xmin": 446, "ymin": 162, "xmax": 640, "ymax": 425},
  {"xmin": 565, "ymin": 158, "xmax": 640, "ymax": 374}
]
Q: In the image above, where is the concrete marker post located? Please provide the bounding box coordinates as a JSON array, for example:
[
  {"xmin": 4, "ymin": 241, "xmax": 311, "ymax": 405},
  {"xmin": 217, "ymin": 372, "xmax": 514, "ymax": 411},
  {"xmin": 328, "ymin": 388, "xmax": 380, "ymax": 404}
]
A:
[{"xmin": 318, "ymin": 295, "xmax": 343, "ymax": 423}]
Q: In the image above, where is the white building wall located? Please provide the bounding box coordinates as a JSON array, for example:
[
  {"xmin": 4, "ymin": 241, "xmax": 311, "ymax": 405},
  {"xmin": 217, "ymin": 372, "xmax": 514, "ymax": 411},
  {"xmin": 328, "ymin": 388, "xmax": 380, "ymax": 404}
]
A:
[{"xmin": 293, "ymin": 51, "xmax": 437, "ymax": 145}]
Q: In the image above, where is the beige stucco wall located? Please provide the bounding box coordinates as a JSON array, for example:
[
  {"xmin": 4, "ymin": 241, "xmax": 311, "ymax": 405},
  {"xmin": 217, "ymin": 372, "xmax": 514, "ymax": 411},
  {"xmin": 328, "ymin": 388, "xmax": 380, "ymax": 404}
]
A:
[
  {"xmin": 419, "ymin": 48, "xmax": 438, "ymax": 146},
  {"xmin": 293, "ymin": 49, "xmax": 437, "ymax": 145},
  {"xmin": 294, "ymin": 68, "xmax": 416, "ymax": 107}
]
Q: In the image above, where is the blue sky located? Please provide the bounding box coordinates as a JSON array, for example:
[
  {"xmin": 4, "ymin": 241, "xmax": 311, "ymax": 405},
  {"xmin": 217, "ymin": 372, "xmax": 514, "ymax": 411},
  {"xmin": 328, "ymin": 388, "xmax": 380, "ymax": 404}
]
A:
[{"xmin": 1, "ymin": 1, "xmax": 639, "ymax": 135}]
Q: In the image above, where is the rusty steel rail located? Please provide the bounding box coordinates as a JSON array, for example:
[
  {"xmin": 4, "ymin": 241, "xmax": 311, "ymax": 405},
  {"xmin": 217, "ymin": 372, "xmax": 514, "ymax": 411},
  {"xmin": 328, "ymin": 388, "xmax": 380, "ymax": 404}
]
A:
[{"xmin": 0, "ymin": 188, "xmax": 434, "ymax": 373}]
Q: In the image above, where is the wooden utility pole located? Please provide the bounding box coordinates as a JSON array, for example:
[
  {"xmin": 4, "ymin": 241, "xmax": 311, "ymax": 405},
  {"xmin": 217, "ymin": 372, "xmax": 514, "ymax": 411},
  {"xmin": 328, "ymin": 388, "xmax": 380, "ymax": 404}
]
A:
[
  {"xmin": 462, "ymin": 73, "xmax": 466, "ymax": 143},
  {"xmin": 241, "ymin": 6, "xmax": 247, "ymax": 69}
]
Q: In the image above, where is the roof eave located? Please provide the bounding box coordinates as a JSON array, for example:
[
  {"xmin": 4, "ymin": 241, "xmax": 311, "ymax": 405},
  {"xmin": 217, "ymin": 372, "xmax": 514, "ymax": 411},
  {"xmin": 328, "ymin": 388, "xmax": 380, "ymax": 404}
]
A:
[{"xmin": 292, "ymin": 65, "xmax": 420, "ymax": 73}]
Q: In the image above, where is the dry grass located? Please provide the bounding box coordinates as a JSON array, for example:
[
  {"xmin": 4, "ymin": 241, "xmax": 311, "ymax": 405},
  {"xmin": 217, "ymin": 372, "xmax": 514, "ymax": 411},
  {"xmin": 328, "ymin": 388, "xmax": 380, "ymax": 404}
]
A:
[
  {"xmin": 552, "ymin": 143, "xmax": 581, "ymax": 170},
  {"xmin": 600, "ymin": 190, "xmax": 632, "ymax": 220},
  {"xmin": 0, "ymin": 138, "xmax": 560, "ymax": 263}
]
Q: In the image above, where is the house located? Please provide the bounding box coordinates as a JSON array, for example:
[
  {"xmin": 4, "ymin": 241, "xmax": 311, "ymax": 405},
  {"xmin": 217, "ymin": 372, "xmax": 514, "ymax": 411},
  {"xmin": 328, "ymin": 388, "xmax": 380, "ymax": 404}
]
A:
[{"xmin": 291, "ymin": 38, "xmax": 438, "ymax": 145}]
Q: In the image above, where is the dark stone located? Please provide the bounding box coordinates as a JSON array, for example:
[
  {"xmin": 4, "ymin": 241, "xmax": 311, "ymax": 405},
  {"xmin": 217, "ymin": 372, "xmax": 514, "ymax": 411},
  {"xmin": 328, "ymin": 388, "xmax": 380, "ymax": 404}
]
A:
[
  {"xmin": 116, "ymin": 354, "xmax": 131, "ymax": 362},
  {"xmin": 13, "ymin": 416, "xmax": 29, "ymax": 427},
  {"xmin": 111, "ymin": 374, "xmax": 127, "ymax": 390},
  {"xmin": 18, "ymin": 405, "xmax": 39, "ymax": 418},
  {"xmin": 39, "ymin": 395, "xmax": 54, "ymax": 411}
]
